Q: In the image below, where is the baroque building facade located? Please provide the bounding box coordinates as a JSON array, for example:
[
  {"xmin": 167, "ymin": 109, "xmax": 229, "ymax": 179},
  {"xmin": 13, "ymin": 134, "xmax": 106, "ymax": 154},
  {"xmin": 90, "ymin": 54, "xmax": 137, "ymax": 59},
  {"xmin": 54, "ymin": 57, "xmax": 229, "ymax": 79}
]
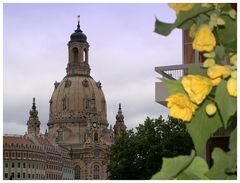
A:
[{"xmin": 3, "ymin": 18, "xmax": 126, "ymax": 180}]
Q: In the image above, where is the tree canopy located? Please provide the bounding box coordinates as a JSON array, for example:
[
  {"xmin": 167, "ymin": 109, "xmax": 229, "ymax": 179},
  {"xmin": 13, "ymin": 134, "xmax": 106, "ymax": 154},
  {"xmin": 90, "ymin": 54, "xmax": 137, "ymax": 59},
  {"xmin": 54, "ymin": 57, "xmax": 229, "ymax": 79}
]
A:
[{"xmin": 108, "ymin": 116, "xmax": 194, "ymax": 180}]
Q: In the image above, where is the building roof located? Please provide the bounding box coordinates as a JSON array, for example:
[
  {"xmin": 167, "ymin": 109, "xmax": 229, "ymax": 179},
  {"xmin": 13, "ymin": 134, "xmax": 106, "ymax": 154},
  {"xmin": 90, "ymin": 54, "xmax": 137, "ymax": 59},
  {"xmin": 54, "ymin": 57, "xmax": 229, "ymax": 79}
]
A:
[
  {"xmin": 3, "ymin": 135, "xmax": 33, "ymax": 145},
  {"xmin": 48, "ymin": 76, "xmax": 107, "ymax": 125}
]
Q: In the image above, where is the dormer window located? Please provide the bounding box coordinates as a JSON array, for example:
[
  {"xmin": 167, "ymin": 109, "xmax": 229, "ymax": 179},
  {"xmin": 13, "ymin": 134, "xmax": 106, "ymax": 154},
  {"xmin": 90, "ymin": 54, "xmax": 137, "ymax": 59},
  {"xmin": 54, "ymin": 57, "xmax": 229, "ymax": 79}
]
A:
[{"xmin": 62, "ymin": 97, "xmax": 69, "ymax": 110}]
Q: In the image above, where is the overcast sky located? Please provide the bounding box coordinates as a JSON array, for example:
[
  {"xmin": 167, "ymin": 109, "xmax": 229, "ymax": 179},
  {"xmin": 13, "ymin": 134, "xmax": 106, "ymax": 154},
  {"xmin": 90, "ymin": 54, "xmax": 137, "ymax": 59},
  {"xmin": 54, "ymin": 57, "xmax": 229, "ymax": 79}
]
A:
[{"xmin": 3, "ymin": 3, "xmax": 182, "ymax": 135}]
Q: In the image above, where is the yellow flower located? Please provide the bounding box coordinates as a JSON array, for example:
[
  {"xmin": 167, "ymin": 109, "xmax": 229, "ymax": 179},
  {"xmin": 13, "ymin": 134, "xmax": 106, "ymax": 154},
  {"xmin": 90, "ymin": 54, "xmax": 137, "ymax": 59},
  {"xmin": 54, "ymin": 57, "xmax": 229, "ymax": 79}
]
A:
[
  {"xmin": 168, "ymin": 3, "xmax": 194, "ymax": 15},
  {"xmin": 206, "ymin": 103, "xmax": 217, "ymax": 116},
  {"xmin": 182, "ymin": 75, "xmax": 213, "ymax": 104},
  {"xmin": 223, "ymin": 65, "xmax": 232, "ymax": 78},
  {"xmin": 227, "ymin": 78, "xmax": 237, "ymax": 97},
  {"xmin": 207, "ymin": 64, "xmax": 229, "ymax": 79},
  {"xmin": 192, "ymin": 25, "xmax": 216, "ymax": 52},
  {"xmin": 211, "ymin": 77, "xmax": 222, "ymax": 86},
  {"xmin": 203, "ymin": 58, "xmax": 215, "ymax": 68},
  {"xmin": 166, "ymin": 93, "xmax": 197, "ymax": 122}
]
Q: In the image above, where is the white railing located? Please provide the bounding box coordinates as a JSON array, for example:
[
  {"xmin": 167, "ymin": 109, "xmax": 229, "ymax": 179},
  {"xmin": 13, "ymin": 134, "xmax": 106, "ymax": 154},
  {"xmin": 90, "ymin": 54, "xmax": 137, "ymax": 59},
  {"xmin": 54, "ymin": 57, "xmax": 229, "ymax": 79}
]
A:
[{"xmin": 155, "ymin": 63, "xmax": 202, "ymax": 80}]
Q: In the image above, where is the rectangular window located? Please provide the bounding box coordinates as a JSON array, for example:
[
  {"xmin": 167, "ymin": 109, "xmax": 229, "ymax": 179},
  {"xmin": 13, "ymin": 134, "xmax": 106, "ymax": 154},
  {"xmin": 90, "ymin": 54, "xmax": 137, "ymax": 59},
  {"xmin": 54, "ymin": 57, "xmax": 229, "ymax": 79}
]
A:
[
  {"xmin": 12, "ymin": 152, "xmax": 15, "ymax": 157},
  {"xmin": 12, "ymin": 162, "xmax": 14, "ymax": 168},
  {"xmin": 6, "ymin": 152, "xmax": 9, "ymax": 157},
  {"xmin": 32, "ymin": 174, "xmax": 34, "ymax": 179},
  {"xmin": 23, "ymin": 173, "xmax": 26, "ymax": 179},
  {"xmin": 5, "ymin": 163, "xmax": 8, "ymax": 168},
  {"xmin": 33, "ymin": 164, "xmax": 34, "ymax": 169},
  {"xmin": 17, "ymin": 173, "xmax": 20, "ymax": 179},
  {"xmin": 18, "ymin": 162, "xmax": 20, "ymax": 168},
  {"xmin": 5, "ymin": 173, "xmax": 8, "ymax": 179},
  {"xmin": 11, "ymin": 172, "xmax": 14, "ymax": 179},
  {"xmin": 28, "ymin": 174, "xmax": 30, "ymax": 179},
  {"xmin": 29, "ymin": 164, "xmax": 31, "ymax": 168},
  {"xmin": 23, "ymin": 163, "xmax": 26, "ymax": 168}
]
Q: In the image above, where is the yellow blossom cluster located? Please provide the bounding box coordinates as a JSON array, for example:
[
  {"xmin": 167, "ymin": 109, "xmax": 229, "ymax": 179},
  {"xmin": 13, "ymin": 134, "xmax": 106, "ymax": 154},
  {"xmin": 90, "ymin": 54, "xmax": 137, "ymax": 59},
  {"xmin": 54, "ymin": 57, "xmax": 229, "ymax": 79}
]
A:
[
  {"xmin": 207, "ymin": 64, "xmax": 230, "ymax": 86},
  {"xmin": 182, "ymin": 75, "xmax": 213, "ymax": 104},
  {"xmin": 166, "ymin": 75, "xmax": 213, "ymax": 121},
  {"xmin": 192, "ymin": 25, "xmax": 216, "ymax": 52},
  {"xmin": 165, "ymin": 3, "xmax": 237, "ymax": 122},
  {"xmin": 166, "ymin": 93, "xmax": 197, "ymax": 121}
]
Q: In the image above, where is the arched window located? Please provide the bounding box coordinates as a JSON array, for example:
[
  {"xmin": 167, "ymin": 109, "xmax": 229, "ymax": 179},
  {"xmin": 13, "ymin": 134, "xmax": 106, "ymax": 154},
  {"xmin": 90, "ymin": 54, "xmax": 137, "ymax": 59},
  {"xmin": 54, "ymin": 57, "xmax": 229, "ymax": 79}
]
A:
[
  {"xmin": 94, "ymin": 133, "xmax": 98, "ymax": 142},
  {"xmin": 93, "ymin": 165, "xmax": 100, "ymax": 179},
  {"xmin": 72, "ymin": 47, "xmax": 78, "ymax": 62},
  {"xmin": 58, "ymin": 128, "xmax": 64, "ymax": 141},
  {"xmin": 83, "ymin": 48, "xmax": 87, "ymax": 62},
  {"xmin": 74, "ymin": 165, "xmax": 81, "ymax": 180}
]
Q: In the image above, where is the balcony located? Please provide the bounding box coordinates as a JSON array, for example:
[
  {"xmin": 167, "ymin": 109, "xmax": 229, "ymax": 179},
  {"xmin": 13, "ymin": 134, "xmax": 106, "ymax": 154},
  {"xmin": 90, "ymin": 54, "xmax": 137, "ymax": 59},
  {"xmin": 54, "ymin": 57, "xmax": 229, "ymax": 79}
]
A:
[
  {"xmin": 155, "ymin": 63, "xmax": 236, "ymax": 139},
  {"xmin": 155, "ymin": 63, "xmax": 202, "ymax": 106}
]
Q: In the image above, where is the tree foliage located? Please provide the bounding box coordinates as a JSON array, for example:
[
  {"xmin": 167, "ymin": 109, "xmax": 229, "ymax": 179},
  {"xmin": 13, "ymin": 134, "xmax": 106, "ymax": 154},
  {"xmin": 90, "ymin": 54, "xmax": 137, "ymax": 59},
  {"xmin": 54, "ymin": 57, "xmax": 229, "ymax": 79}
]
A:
[{"xmin": 108, "ymin": 116, "xmax": 194, "ymax": 180}]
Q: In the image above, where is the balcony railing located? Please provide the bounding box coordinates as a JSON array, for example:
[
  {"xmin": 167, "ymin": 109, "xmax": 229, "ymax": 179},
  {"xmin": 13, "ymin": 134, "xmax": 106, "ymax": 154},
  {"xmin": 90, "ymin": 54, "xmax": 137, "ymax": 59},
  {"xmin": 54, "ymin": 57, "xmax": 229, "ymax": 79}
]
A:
[
  {"xmin": 155, "ymin": 63, "xmax": 202, "ymax": 106},
  {"xmin": 155, "ymin": 63, "xmax": 202, "ymax": 80}
]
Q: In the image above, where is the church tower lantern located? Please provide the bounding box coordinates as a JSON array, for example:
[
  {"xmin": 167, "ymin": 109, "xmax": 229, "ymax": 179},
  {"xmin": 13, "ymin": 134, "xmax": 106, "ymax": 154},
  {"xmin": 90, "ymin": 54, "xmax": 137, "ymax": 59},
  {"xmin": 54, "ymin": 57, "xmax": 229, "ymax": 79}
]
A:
[{"xmin": 67, "ymin": 15, "xmax": 90, "ymax": 76}]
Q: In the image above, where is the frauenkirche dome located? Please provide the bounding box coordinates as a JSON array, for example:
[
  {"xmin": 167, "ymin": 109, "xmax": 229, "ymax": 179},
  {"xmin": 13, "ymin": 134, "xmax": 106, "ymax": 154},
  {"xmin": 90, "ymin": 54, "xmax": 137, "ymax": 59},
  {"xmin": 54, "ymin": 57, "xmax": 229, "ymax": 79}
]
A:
[
  {"xmin": 47, "ymin": 17, "xmax": 111, "ymax": 147},
  {"xmin": 49, "ymin": 76, "xmax": 107, "ymax": 125}
]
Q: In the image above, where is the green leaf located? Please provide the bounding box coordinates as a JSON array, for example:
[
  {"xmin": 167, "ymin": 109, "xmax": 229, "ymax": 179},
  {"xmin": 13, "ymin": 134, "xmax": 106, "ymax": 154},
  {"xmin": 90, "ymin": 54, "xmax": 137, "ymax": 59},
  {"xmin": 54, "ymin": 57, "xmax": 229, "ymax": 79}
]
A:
[
  {"xmin": 162, "ymin": 78, "xmax": 186, "ymax": 95},
  {"xmin": 226, "ymin": 175, "xmax": 237, "ymax": 180},
  {"xmin": 205, "ymin": 148, "xmax": 236, "ymax": 180},
  {"xmin": 154, "ymin": 19, "xmax": 174, "ymax": 36},
  {"xmin": 154, "ymin": 4, "xmax": 213, "ymax": 36},
  {"xmin": 188, "ymin": 64, "xmax": 207, "ymax": 76},
  {"xmin": 217, "ymin": 14, "xmax": 237, "ymax": 50},
  {"xmin": 229, "ymin": 128, "xmax": 237, "ymax": 153},
  {"xmin": 196, "ymin": 13, "xmax": 210, "ymax": 29},
  {"xmin": 214, "ymin": 45, "xmax": 225, "ymax": 63},
  {"xmin": 189, "ymin": 23, "xmax": 197, "ymax": 38},
  {"xmin": 215, "ymin": 80, "xmax": 237, "ymax": 128},
  {"xmin": 186, "ymin": 99, "xmax": 222, "ymax": 156},
  {"xmin": 151, "ymin": 150, "xmax": 195, "ymax": 180},
  {"xmin": 206, "ymin": 127, "xmax": 237, "ymax": 180},
  {"xmin": 177, "ymin": 156, "xmax": 209, "ymax": 180}
]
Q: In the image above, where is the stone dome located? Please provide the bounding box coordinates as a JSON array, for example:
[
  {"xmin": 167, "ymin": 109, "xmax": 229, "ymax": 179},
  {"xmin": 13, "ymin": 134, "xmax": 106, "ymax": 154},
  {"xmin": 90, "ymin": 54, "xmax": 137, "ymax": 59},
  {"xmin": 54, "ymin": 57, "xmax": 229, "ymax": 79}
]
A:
[
  {"xmin": 70, "ymin": 30, "xmax": 87, "ymax": 43},
  {"xmin": 69, "ymin": 21, "xmax": 87, "ymax": 43},
  {"xmin": 48, "ymin": 76, "xmax": 107, "ymax": 125}
]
